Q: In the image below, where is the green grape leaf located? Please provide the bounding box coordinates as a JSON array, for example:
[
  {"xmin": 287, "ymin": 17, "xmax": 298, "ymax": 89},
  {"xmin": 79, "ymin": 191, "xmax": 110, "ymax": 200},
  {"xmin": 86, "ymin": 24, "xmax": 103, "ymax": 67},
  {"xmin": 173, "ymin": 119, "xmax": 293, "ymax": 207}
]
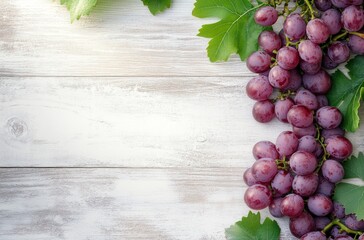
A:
[
  {"xmin": 60, "ymin": 0, "xmax": 98, "ymax": 22},
  {"xmin": 225, "ymin": 211, "xmax": 280, "ymax": 240},
  {"xmin": 141, "ymin": 0, "xmax": 171, "ymax": 15},
  {"xmin": 327, "ymin": 55, "xmax": 364, "ymax": 132},
  {"xmin": 192, "ymin": 0, "xmax": 271, "ymax": 62},
  {"xmin": 333, "ymin": 183, "xmax": 364, "ymax": 220},
  {"xmin": 343, "ymin": 152, "xmax": 364, "ymax": 181}
]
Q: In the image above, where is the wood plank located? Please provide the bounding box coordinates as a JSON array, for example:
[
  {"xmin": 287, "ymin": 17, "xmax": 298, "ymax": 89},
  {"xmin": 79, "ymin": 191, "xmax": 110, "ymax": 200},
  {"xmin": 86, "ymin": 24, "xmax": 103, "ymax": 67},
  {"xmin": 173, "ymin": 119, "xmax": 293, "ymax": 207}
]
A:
[
  {"xmin": 0, "ymin": 76, "xmax": 290, "ymax": 167},
  {"xmin": 0, "ymin": 0, "xmax": 249, "ymax": 77},
  {"xmin": 0, "ymin": 168, "xmax": 292, "ymax": 239}
]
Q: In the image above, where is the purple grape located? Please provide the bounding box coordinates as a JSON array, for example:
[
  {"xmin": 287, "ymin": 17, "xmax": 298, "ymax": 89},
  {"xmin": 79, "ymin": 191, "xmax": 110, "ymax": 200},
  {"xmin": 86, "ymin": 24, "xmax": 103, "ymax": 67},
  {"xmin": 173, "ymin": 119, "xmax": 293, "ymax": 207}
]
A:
[
  {"xmin": 269, "ymin": 197, "xmax": 284, "ymax": 218},
  {"xmin": 315, "ymin": 217, "xmax": 331, "ymax": 230},
  {"xmin": 325, "ymin": 135, "xmax": 353, "ymax": 159},
  {"xmin": 254, "ymin": 6, "xmax": 278, "ymax": 26},
  {"xmin": 333, "ymin": 202, "xmax": 345, "ymax": 219},
  {"xmin": 316, "ymin": 175, "xmax": 335, "ymax": 196},
  {"xmin": 277, "ymin": 46, "xmax": 300, "ymax": 70},
  {"xmin": 281, "ymin": 194, "xmax": 305, "ymax": 217},
  {"xmin": 290, "ymin": 151, "xmax": 317, "ymax": 175},
  {"xmin": 292, "ymin": 173, "xmax": 319, "ymax": 197},
  {"xmin": 360, "ymin": 234, "xmax": 364, "ymax": 240},
  {"xmin": 275, "ymin": 98, "xmax": 295, "ymax": 123},
  {"xmin": 298, "ymin": 135, "xmax": 317, "ymax": 153},
  {"xmin": 348, "ymin": 34, "xmax": 364, "ymax": 55},
  {"xmin": 246, "ymin": 75, "xmax": 273, "ymax": 101},
  {"xmin": 289, "ymin": 212, "xmax": 315, "ymax": 238},
  {"xmin": 344, "ymin": 214, "xmax": 364, "ymax": 231},
  {"xmin": 252, "ymin": 141, "xmax": 279, "ymax": 160},
  {"xmin": 258, "ymin": 30, "xmax": 282, "ymax": 54},
  {"xmin": 287, "ymin": 105, "xmax": 314, "ymax": 128},
  {"xmin": 306, "ymin": 19, "xmax": 330, "ymax": 44},
  {"xmin": 252, "ymin": 100, "xmax": 275, "ymax": 123},
  {"xmin": 243, "ymin": 168, "xmax": 259, "ymax": 186},
  {"xmin": 322, "ymin": 128, "xmax": 345, "ymax": 139},
  {"xmin": 282, "ymin": 69, "xmax": 302, "ymax": 91},
  {"xmin": 321, "ymin": 9, "xmax": 342, "ymax": 35},
  {"xmin": 302, "ymin": 69, "xmax": 331, "ymax": 94},
  {"xmin": 307, "ymin": 193, "xmax": 333, "ymax": 216},
  {"xmin": 331, "ymin": 225, "xmax": 349, "ymax": 238},
  {"xmin": 247, "ymin": 51, "xmax": 272, "ymax": 73},
  {"xmin": 322, "ymin": 53, "xmax": 339, "ymax": 69},
  {"xmin": 316, "ymin": 95, "xmax": 329, "ymax": 108},
  {"xmin": 316, "ymin": 106, "xmax": 342, "ymax": 129},
  {"xmin": 251, "ymin": 158, "xmax": 277, "ymax": 183},
  {"xmin": 341, "ymin": 5, "xmax": 364, "ymax": 32},
  {"xmin": 314, "ymin": 0, "xmax": 332, "ymax": 11},
  {"xmin": 335, "ymin": 236, "xmax": 354, "ymax": 240},
  {"xmin": 293, "ymin": 125, "xmax": 317, "ymax": 138},
  {"xmin": 244, "ymin": 184, "xmax": 272, "ymax": 210},
  {"xmin": 300, "ymin": 231, "xmax": 326, "ymax": 240},
  {"xmin": 276, "ymin": 131, "xmax": 299, "ymax": 157},
  {"xmin": 300, "ymin": 60, "xmax": 321, "ymax": 74},
  {"xmin": 284, "ymin": 13, "xmax": 306, "ymax": 40},
  {"xmin": 268, "ymin": 65, "xmax": 291, "ymax": 89},
  {"xmin": 294, "ymin": 89, "xmax": 319, "ymax": 110},
  {"xmin": 327, "ymin": 41, "xmax": 350, "ymax": 64},
  {"xmin": 271, "ymin": 170, "xmax": 293, "ymax": 195},
  {"xmin": 321, "ymin": 159, "xmax": 345, "ymax": 183},
  {"xmin": 298, "ymin": 40, "xmax": 322, "ymax": 64}
]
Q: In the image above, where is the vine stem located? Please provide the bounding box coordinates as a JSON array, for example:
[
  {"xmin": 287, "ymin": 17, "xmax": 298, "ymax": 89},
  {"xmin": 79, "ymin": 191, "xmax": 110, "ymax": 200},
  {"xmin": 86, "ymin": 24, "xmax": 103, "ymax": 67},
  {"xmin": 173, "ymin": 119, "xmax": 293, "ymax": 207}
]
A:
[
  {"xmin": 350, "ymin": 31, "xmax": 364, "ymax": 38},
  {"xmin": 321, "ymin": 219, "xmax": 364, "ymax": 237},
  {"xmin": 303, "ymin": 0, "xmax": 315, "ymax": 20},
  {"xmin": 314, "ymin": 123, "xmax": 330, "ymax": 173}
]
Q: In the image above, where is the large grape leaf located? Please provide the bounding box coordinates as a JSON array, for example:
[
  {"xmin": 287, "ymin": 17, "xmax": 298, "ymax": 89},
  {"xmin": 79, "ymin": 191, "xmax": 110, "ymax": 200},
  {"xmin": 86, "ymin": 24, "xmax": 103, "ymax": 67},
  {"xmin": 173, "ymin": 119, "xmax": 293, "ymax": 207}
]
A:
[
  {"xmin": 60, "ymin": 0, "xmax": 98, "ymax": 22},
  {"xmin": 327, "ymin": 55, "xmax": 364, "ymax": 132},
  {"xmin": 141, "ymin": 0, "xmax": 171, "ymax": 15},
  {"xmin": 225, "ymin": 211, "xmax": 280, "ymax": 240},
  {"xmin": 333, "ymin": 153, "xmax": 364, "ymax": 220},
  {"xmin": 192, "ymin": 0, "xmax": 270, "ymax": 62}
]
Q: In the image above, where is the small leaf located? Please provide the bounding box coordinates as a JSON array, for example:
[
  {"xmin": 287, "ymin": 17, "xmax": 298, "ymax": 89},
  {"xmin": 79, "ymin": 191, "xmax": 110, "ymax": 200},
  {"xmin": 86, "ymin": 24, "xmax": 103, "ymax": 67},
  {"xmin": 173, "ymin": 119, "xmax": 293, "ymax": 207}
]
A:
[
  {"xmin": 225, "ymin": 211, "xmax": 280, "ymax": 240},
  {"xmin": 327, "ymin": 55, "xmax": 364, "ymax": 132},
  {"xmin": 142, "ymin": 0, "xmax": 171, "ymax": 15},
  {"xmin": 343, "ymin": 152, "xmax": 364, "ymax": 181},
  {"xmin": 192, "ymin": 0, "xmax": 271, "ymax": 62},
  {"xmin": 60, "ymin": 0, "xmax": 98, "ymax": 22},
  {"xmin": 333, "ymin": 183, "xmax": 364, "ymax": 220}
]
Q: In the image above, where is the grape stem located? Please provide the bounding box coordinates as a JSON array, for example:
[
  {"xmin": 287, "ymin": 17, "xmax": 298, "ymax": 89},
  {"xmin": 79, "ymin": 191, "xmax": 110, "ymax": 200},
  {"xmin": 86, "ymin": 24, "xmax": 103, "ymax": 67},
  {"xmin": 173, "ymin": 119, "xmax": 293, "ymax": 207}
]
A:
[
  {"xmin": 350, "ymin": 31, "xmax": 364, "ymax": 39},
  {"xmin": 332, "ymin": 31, "xmax": 349, "ymax": 42},
  {"xmin": 321, "ymin": 218, "xmax": 363, "ymax": 237},
  {"xmin": 303, "ymin": 0, "xmax": 315, "ymax": 20},
  {"xmin": 315, "ymin": 123, "xmax": 330, "ymax": 173}
]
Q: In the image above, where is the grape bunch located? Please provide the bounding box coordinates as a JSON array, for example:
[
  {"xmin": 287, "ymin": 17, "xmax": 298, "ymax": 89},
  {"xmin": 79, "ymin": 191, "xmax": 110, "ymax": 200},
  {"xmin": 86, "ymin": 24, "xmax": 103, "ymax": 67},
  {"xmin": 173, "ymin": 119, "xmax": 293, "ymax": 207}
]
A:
[{"xmin": 243, "ymin": 0, "xmax": 364, "ymax": 239}]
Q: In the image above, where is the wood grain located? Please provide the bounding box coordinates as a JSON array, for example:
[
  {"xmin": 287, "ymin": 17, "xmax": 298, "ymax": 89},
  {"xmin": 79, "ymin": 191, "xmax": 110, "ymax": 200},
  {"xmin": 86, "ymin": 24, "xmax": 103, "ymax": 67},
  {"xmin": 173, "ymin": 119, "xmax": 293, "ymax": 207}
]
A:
[{"xmin": 0, "ymin": 0, "xmax": 249, "ymax": 77}]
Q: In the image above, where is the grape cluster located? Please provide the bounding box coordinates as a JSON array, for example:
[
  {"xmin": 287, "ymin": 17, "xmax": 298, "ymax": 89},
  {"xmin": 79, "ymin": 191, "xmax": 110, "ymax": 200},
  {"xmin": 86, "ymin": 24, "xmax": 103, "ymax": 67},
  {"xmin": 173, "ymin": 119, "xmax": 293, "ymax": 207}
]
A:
[{"xmin": 243, "ymin": 0, "xmax": 364, "ymax": 239}]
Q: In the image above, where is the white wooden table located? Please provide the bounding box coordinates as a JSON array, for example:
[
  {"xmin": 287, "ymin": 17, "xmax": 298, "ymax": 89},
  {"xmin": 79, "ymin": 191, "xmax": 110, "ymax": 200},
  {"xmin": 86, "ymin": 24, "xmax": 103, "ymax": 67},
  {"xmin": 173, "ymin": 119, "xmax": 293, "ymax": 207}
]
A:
[{"xmin": 1, "ymin": 1, "xmax": 363, "ymax": 239}]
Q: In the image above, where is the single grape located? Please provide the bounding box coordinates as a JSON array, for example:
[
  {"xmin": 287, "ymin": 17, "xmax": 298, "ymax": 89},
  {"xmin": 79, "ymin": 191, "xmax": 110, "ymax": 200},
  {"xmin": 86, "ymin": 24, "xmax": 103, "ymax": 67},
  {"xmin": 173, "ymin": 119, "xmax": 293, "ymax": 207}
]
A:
[
  {"xmin": 322, "ymin": 128, "xmax": 345, "ymax": 139},
  {"xmin": 271, "ymin": 170, "xmax": 293, "ymax": 195},
  {"xmin": 344, "ymin": 214, "xmax": 364, "ymax": 231},
  {"xmin": 300, "ymin": 231, "xmax": 326, "ymax": 240},
  {"xmin": 298, "ymin": 40, "xmax": 322, "ymax": 64},
  {"xmin": 321, "ymin": 159, "xmax": 345, "ymax": 183},
  {"xmin": 292, "ymin": 173, "xmax": 319, "ymax": 197},
  {"xmin": 316, "ymin": 175, "xmax": 335, "ymax": 196},
  {"xmin": 335, "ymin": 236, "xmax": 354, "ymax": 240},
  {"xmin": 275, "ymin": 131, "xmax": 299, "ymax": 157},
  {"xmin": 277, "ymin": 46, "xmax": 300, "ymax": 70},
  {"xmin": 254, "ymin": 6, "xmax": 278, "ymax": 26},
  {"xmin": 359, "ymin": 234, "xmax": 364, "ymax": 240},
  {"xmin": 275, "ymin": 98, "xmax": 295, "ymax": 123},
  {"xmin": 331, "ymin": 0, "xmax": 351, "ymax": 8},
  {"xmin": 252, "ymin": 141, "xmax": 279, "ymax": 160},
  {"xmin": 282, "ymin": 69, "xmax": 302, "ymax": 91},
  {"xmin": 322, "ymin": 53, "xmax": 339, "ymax": 70},
  {"xmin": 243, "ymin": 168, "xmax": 259, "ymax": 186},
  {"xmin": 281, "ymin": 194, "xmax": 305, "ymax": 217},
  {"xmin": 316, "ymin": 95, "xmax": 329, "ymax": 108},
  {"xmin": 252, "ymin": 100, "xmax": 275, "ymax": 123},
  {"xmin": 333, "ymin": 202, "xmax": 345, "ymax": 219},
  {"xmin": 302, "ymin": 69, "xmax": 331, "ymax": 94},
  {"xmin": 294, "ymin": 89, "xmax": 319, "ymax": 110},
  {"xmin": 306, "ymin": 19, "xmax": 330, "ymax": 44},
  {"xmin": 290, "ymin": 151, "xmax": 317, "ymax": 175},
  {"xmin": 244, "ymin": 184, "xmax": 272, "ymax": 210},
  {"xmin": 251, "ymin": 158, "xmax": 277, "ymax": 183},
  {"xmin": 321, "ymin": 9, "xmax": 342, "ymax": 35},
  {"xmin": 307, "ymin": 193, "xmax": 333, "ymax": 216},
  {"xmin": 269, "ymin": 197, "xmax": 284, "ymax": 218},
  {"xmin": 246, "ymin": 75, "xmax": 273, "ymax": 101},
  {"xmin": 289, "ymin": 211, "xmax": 315, "ymax": 238},
  {"xmin": 341, "ymin": 5, "xmax": 364, "ymax": 32},
  {"xmin": 287, "ymin": 105, "xmax": 314, "ymax": 128},
  {"xmin": 348, "ymin": 34, "xmax": 364, "ymax": 55},
  {"xmin": 314, "ymin": 0, "xmax": 332, "ymax": 11},
  {"xmin": 268, "ymin": 65, "xmax": 291, "ymax": 89},
  {"xmin": 325, "ymin": 135, "xmax": 353, "ymax": 159},
  {"xmin": 327, "ymin": 41, "xmax": 350, "ymax": 64},
  {"xmin": 316, "ymin": 106, "xmax": 342, "ymax": 129},
  {"xmin": 300, "ymin": 60, "xmax": 321, "ymax": 74},
  {"xmin": 246, "ymin": 51, "xmax": 272, "ymax": 73},
  {"xmin": 314, "ymin": 217, "xmax": 331, "ymax": 230},
  {"xmin": 298, "ymin": 135, "xmax": 317, "ymax": 154},
  {"xmin": 284, "ymin": 13, "xmax": 306, "ymax": 40},
  {"xmin": 292, "ymin": 125, "xmax": 317, "ymax": 138},
  {"xmin": 331, "ymin": 225, "xmax": 349, "ymax": 238},
  {"xmin": 258, "ymin": 30, "xmax": 282, "ymax": 54}
]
